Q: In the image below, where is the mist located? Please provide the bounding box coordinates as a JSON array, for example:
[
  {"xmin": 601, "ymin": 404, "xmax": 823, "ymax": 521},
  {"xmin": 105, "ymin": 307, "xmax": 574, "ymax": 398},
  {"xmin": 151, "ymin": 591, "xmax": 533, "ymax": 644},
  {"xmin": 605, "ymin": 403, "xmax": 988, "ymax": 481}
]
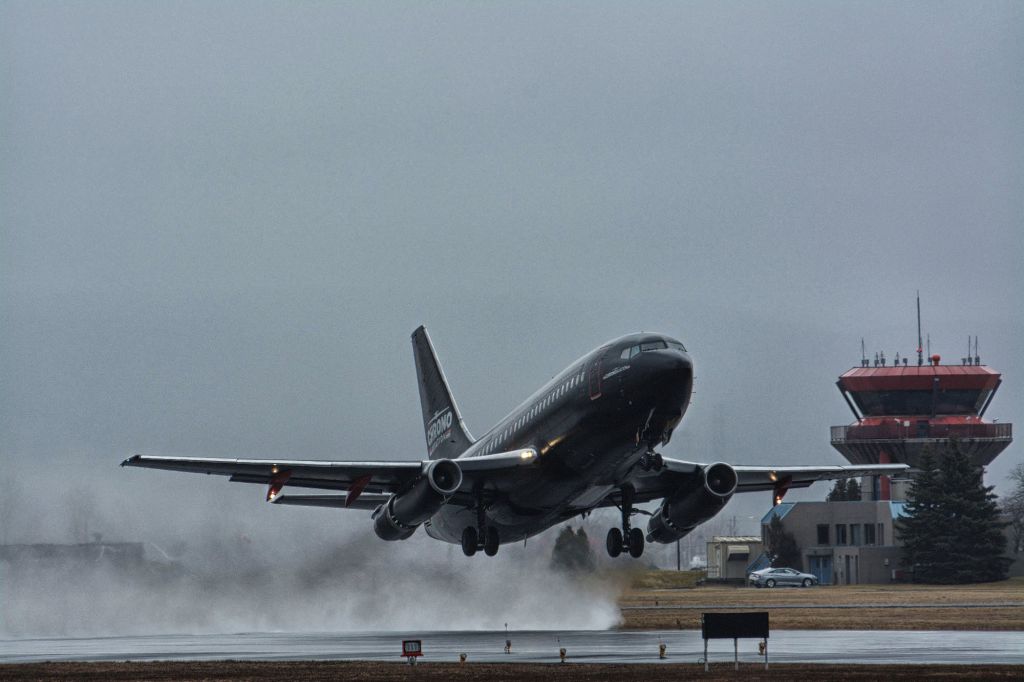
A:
[
  {"xmin": 2, "ymin": 2, "xmax": 1021, "ymax": 639},
  {"xmin": 1, "ymin": 466, "xmax": 624, "ymax": 638}
]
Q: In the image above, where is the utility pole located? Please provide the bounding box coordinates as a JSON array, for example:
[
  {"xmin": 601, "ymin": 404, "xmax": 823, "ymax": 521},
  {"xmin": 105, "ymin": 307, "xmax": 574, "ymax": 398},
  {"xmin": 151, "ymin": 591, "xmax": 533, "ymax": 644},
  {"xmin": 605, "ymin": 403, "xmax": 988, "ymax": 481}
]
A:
[{"xmin": 676, "ymin": 539, "xmax": 681, "ymax": 571}]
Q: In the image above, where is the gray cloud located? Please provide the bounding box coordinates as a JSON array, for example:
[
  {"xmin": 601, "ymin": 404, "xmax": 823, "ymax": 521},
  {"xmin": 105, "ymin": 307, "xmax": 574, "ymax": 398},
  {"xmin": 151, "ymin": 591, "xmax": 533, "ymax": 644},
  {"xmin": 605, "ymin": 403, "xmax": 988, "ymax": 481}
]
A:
[{"xmin": 1, "ymin": 1, "xmax": 1021, "ymax": 634}]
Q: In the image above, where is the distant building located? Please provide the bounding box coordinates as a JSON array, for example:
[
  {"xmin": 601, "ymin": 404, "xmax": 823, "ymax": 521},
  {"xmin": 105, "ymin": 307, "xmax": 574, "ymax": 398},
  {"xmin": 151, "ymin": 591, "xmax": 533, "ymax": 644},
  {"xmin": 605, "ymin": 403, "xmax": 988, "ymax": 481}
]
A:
[
  {"xmin": 831, "ymin": 349, "xmax": 1011, "ymax": 502},
  {"xmin": 755, "ymin": 326, "xmax": 1015, "ymax": 585},
  {"xmin": 761, "ymin": 502, "xmax": 905, "ymax": 584},
  {"xmin": 0, "ymin": 542, "xmax": 145, "ymax": 567},
  {"xmin": 705, "ymin": 536, "xmax": 764, "ymax": 582}
]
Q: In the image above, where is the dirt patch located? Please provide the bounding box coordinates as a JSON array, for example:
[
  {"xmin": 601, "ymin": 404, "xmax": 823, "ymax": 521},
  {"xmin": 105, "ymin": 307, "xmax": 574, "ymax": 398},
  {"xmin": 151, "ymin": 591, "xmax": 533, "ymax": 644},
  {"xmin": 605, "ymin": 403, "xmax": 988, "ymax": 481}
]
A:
[
  {"xmin": 619, "ymin": 576, "xmax": 1024, "ymax": 630},
  {"xmin": 1, "ymin": 661, "xmax": 1022, "ymax": 681}
]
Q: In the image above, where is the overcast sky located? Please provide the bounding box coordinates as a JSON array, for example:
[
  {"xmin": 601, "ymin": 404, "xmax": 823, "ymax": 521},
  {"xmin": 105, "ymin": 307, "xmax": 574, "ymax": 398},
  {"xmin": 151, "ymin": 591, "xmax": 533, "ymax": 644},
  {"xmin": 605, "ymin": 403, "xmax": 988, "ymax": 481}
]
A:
[{"xmin": 2, "ymin": 1, "xmax": 1022, "ymax": 558}]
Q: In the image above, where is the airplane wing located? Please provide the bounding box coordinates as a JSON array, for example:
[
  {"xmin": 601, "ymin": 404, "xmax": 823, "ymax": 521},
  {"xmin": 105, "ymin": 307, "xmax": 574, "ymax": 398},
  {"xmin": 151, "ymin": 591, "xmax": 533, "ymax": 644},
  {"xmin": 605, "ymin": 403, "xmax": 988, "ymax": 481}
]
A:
[
  {"xmin": 121, "ymin": 449, "xmax": 539, "ymax": 508},
  {"xmin": 728, "ymin": 463, "xmax": 911, "ymax": 493},
  {"xmin": 614, "ymin": 457, "xmax": 910, "ymax": 506}
]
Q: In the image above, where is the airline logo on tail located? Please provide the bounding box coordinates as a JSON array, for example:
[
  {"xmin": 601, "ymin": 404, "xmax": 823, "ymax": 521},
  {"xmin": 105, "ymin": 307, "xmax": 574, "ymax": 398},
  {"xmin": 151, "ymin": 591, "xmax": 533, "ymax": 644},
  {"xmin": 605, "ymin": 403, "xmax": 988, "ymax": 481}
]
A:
[{"xmin": 426, "ymin": 408, "xmax": 454, "ymax": 455}]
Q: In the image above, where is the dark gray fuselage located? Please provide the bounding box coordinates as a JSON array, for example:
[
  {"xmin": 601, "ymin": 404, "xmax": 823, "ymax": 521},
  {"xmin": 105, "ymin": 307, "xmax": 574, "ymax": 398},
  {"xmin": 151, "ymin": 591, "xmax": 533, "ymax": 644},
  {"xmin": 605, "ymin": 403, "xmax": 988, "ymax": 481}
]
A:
[{"xmin": 425, "ymin": 333, "xmax": 693, "ymax": 544}]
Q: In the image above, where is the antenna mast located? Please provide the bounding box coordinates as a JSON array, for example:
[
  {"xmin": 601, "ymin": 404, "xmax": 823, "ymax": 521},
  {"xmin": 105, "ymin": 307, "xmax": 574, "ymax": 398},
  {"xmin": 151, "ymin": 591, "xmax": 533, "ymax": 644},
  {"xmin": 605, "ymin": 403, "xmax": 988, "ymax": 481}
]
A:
[{"xmin": 916, "ymin": 291, "xmax": 923, "ymax": 366}]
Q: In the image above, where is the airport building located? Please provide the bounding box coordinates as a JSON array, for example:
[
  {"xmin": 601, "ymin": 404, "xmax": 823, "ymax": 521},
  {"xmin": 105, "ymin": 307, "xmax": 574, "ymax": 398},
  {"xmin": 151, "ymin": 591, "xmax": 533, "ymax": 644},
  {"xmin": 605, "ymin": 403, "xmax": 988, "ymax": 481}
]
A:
[
  {"xmin": 758, "ymin": 337, "xmax": 1012, "ymax": 585},
  {"xmin": 759, "ymin": 501, "xmax": 905, "ymax": 584},
  {"xmin": 705, "ymin": 536, "xmax": 764, "ymax": 581}
]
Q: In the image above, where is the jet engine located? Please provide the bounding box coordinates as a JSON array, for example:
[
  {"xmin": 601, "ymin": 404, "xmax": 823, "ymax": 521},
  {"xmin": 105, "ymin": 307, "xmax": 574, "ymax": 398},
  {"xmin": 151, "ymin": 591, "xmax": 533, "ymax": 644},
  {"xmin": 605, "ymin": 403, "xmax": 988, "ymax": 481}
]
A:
[
  {"xmin": 645, "ymin": 462, "xmax": 738, "ymax": 544},
  {"xmin": 372, "ymin": 458, "xmax": 463, "ymax": 541}
]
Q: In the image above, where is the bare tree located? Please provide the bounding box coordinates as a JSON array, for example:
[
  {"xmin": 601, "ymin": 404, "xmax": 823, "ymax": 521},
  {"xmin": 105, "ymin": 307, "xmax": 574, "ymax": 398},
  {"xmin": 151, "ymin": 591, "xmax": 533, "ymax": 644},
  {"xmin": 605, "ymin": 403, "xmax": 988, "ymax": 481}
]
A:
[
  {"xmin": 0, "ymin": 474, "xmax": 22, "ymax": 544},
  {"xmin": 1004, "ymin": 463, "xmax": 1024, "ymax": 555},
  {"xmin": 64, "ymin": 487, "xmax": 94, "ymax": 543}
]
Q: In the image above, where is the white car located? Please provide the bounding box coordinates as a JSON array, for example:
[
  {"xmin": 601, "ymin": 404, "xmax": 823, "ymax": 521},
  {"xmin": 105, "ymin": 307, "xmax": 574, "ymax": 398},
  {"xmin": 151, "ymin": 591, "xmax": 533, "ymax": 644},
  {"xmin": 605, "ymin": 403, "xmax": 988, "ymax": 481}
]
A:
[{"xmin": 748, "ymin": 567, "xmax": 818, "ymax": 588}]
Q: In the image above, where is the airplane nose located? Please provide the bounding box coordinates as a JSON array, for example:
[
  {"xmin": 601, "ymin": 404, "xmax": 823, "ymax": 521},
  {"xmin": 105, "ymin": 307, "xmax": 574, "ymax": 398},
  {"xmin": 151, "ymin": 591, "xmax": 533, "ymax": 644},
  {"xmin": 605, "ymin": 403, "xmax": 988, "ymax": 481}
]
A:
[
  {"xmin": 653, "ymin": 348, "xmax": 692, "ymax": 378},
  {"xmin": 629, "ymin": 348, "xmax": 693, "ymax": 398},
  {"xmin": 664, "ymin": 351, "xmax": 693, "ymax": 390}
]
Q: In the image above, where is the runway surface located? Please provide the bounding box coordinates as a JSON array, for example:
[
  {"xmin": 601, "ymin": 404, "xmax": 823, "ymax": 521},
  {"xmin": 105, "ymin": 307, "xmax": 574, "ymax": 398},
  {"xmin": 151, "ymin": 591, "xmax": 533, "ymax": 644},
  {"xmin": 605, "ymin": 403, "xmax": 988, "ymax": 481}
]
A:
[
  {"xmin": 622, "ymin": 602, "xmax": 1024, "ymax": 610},
  {"xmin": 2, "ymin": 630, "xmax": 1023, "ymax": 665}
]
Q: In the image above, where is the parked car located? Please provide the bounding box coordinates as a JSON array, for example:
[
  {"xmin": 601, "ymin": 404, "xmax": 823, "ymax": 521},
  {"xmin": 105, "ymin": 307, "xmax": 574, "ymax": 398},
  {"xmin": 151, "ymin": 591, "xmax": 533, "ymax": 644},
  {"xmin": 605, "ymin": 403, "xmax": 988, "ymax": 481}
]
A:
[{"xmin": 748, "ymin": 567, "xmax": 818, "ymax": 588}]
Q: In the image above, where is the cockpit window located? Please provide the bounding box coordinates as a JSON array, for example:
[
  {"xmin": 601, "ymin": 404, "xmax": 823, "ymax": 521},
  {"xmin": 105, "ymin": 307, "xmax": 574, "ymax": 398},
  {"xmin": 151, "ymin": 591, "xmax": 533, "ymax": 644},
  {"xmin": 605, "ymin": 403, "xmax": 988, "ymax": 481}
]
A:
[
  {"xmin": 667, "ymin": 340, "xmax": 687, "ymax": 352},
  {"xmin": 620, "ymin": 340, "xmax": 671, "ymax": 359}
]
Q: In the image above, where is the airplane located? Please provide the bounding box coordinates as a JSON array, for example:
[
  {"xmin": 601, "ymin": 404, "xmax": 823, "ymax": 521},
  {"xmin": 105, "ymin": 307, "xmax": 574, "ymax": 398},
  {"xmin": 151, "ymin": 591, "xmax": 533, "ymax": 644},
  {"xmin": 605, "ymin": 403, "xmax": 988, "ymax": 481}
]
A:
[{"xmin": 123, "ymin": 327, "xmax": 908, "ymax": 558}]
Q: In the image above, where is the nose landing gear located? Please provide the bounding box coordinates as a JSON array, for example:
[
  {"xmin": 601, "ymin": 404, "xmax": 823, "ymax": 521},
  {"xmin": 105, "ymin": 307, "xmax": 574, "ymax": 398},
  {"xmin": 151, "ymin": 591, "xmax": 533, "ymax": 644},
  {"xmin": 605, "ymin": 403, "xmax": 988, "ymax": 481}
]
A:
[
  {"xmin": 639, "ymin": 450, "xmax": 664, "ymax": 472},
  {"xmin": 606, "ymin": 485, "xmax": 645, "ymax": 559}
]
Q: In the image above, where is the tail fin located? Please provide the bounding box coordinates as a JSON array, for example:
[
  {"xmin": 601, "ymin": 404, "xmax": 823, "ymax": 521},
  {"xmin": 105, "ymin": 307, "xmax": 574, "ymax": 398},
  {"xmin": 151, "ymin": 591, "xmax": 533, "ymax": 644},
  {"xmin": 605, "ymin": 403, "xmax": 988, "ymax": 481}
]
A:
[{"xmin": 411, "ymin": 326, "xmax": 474, "ymax": 459}]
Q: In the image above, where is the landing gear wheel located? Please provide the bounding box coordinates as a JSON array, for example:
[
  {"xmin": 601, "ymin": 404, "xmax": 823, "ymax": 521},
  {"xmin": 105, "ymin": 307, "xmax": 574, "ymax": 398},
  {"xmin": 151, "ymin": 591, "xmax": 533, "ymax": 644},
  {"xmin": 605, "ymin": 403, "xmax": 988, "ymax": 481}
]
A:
[
  {"xmin": 606, "ymin": 527, "xmax": 623, "ymax": 558},
  {"xmin": 484, "ymin": 527, "xmax": 500, "ymax": 556},
  {"xmin": 461, "ymin": 527, "xmax": 478, "ymax": 557},
  {"xmin": 765, "ymin": 578, "xmax": 776, "ymax": 588},
  {"xmin": 628, "ymin": 527, "xmax": 645, "ymax": 559},
  {"xmin": 639, "ymin": 450, "xmax": 665, "ymax": 472}
]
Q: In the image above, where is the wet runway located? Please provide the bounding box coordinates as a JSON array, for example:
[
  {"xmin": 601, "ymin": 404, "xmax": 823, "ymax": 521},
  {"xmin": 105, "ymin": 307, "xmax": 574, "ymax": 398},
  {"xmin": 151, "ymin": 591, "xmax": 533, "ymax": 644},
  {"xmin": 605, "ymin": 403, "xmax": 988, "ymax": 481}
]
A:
[{"xmin": 2, "ymin": 629, "xmax": 1022, "ymax": 665}]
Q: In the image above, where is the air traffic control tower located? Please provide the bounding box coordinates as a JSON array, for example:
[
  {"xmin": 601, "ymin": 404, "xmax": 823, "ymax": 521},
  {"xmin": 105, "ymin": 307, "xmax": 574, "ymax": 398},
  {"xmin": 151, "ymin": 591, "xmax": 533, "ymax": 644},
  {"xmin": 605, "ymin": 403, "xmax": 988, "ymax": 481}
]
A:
[{"xmin": 830, "ymin": 341, "xmax": 1012, "ymax": 502}]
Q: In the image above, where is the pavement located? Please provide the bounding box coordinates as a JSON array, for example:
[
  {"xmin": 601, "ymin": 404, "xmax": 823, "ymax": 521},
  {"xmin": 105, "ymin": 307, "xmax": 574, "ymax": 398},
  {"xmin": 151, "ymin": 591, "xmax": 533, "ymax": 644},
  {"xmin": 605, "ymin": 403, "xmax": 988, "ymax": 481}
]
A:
[{"xmin": 2, "ymin": 629, "xmax": 1023, "ymax": 665}]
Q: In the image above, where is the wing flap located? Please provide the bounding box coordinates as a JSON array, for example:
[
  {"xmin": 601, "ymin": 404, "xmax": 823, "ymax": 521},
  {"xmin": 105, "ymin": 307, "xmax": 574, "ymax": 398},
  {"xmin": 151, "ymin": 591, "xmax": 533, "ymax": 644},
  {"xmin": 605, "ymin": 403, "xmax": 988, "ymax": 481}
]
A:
[
  {"xmin": 122, "ymin": 454, "xmax": 422, "ymax": 493},
  {"xmin": 270, "ymin": 493, "xmax": 390, "ymax": 510},
  {"xmin": 121, "ymin": 450, "xmax": 540, "ymax": 504}
]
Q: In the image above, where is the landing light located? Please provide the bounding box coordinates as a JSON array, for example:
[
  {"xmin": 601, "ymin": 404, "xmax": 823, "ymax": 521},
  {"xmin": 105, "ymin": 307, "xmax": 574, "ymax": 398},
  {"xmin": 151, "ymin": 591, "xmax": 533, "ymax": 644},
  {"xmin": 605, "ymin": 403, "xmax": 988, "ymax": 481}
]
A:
[
  {"xmin": 520, "ymin": 450, "xmax": 534, "ymax": 460},
  {"xmin": 768, "ymin": 471, "xmax": 777, "ymax": 482}
]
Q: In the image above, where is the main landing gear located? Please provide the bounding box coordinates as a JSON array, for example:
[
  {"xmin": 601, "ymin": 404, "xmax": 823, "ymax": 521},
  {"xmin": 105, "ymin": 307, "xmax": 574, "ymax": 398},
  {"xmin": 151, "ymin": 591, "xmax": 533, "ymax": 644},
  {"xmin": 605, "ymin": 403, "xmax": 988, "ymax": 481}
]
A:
[
  {"xmin": 462, "ymin": 490, "xmax": 500, "ymax": 557},
  {"xmin": 606, "ymin": 484, "xmax": 644, "ymax": 559}
]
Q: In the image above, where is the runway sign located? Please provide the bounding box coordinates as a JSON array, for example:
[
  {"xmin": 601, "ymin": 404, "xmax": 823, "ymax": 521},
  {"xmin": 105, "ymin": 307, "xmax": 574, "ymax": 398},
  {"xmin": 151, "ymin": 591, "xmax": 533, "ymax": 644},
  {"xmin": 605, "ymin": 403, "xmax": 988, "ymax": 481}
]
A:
[{"xmin": 701, "ymin": 612, "xmax": 769, "ymax": 639}]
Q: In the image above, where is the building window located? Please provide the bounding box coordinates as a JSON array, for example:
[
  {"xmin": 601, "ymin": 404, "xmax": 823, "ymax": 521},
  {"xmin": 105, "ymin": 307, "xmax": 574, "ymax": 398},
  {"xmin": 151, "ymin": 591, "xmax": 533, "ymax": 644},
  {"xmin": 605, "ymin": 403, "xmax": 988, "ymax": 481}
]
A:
[
  {"xmin": 816, "ymin": 524, "xmax": 829, "ymax": 545},
  {"xmin": 851, "ymin": 524, "xmax": 862, "ymax": 546},
  {"xmin": 878, "ymin": 523, "xmax": 885, "ymax": 546},
  {"xmin": 836, "ymin": 524, "xmax": 847, "ymax": 545},
  {"xmin": 864, "ymin": 523, "xmax": 875, "ymax": 545}
]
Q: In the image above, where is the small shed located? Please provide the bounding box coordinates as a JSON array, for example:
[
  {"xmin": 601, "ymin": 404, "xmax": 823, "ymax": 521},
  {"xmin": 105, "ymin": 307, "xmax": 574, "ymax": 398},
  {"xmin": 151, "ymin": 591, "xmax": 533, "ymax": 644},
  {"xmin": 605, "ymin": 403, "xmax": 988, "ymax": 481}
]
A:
[{"xmin": 706, "ymin": 536, "xmax": 764, "ymax": 581}]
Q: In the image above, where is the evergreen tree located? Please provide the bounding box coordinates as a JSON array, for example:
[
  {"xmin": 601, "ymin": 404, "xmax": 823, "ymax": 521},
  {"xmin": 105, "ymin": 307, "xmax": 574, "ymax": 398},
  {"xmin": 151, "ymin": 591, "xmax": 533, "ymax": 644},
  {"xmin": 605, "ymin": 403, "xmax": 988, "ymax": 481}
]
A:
[
  {"xmin": 899, "ymin": 442, "xmax": 1010, "ymax": 583},
  {"xmin": 550, "ymin": 525, "xmax": 596, "ymax": 572},
  {"xmin": 827, "ymin": 478, "xmax": 848, "ymax": 502},
  {"xmin": 765, "ymin": 513, "xmax": 801, "ymax": 569},
  {"xmin": 846, "ymin": 478, "xmax": 862, "ymax": 501},
  {"xmin": 827, "ymin": 478, "xmax": 862, "ymax": 501}
]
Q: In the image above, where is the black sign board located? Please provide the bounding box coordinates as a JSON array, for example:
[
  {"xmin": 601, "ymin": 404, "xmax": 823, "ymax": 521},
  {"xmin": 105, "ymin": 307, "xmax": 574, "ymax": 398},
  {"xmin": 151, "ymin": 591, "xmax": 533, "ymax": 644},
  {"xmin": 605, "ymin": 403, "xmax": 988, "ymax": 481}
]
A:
[{"xmin": 701, "ymin": 612, "xmax": 769, "ymax": 640}]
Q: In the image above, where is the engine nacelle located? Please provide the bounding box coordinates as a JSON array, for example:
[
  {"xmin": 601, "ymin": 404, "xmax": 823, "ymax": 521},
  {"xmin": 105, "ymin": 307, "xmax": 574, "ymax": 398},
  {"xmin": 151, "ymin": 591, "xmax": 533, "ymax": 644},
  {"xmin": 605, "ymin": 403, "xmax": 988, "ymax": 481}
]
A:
[
  {"xmin": 372, "ymin": 458, "xmax": 462, "ymax": 541},
  {"xmin": 646, "ymin": 462, "xmax": 738, "ymax": 544}
]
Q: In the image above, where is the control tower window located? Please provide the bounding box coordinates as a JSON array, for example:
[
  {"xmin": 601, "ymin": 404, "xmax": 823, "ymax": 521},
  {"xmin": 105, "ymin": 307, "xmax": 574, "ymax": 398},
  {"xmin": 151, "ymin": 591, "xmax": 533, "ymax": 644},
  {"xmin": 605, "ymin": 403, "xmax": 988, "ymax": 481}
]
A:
[{"xmin": 852, "ymin": 389, "xmax": 989, "ymax": 417}]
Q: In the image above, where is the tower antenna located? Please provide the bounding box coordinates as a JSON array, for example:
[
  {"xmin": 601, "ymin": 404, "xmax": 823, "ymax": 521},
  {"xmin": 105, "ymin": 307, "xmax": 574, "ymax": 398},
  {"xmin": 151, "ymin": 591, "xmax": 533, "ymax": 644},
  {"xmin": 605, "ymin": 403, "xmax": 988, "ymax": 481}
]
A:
[
  {"xmin": 916, "ymin": 291, "xmax": 923, "ymax": 366},
  {"xmin": 861, "ymin": 337, "xmax": 866, "ymax": 366}
]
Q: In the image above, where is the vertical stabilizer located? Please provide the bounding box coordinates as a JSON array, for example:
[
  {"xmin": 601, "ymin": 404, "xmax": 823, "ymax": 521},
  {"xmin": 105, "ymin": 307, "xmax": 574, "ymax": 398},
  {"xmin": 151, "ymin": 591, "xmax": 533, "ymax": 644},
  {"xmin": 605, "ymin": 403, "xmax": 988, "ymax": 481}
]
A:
[{"xmin": 411, "ymin": 326, "xmax": 474, "ymax": 459}]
